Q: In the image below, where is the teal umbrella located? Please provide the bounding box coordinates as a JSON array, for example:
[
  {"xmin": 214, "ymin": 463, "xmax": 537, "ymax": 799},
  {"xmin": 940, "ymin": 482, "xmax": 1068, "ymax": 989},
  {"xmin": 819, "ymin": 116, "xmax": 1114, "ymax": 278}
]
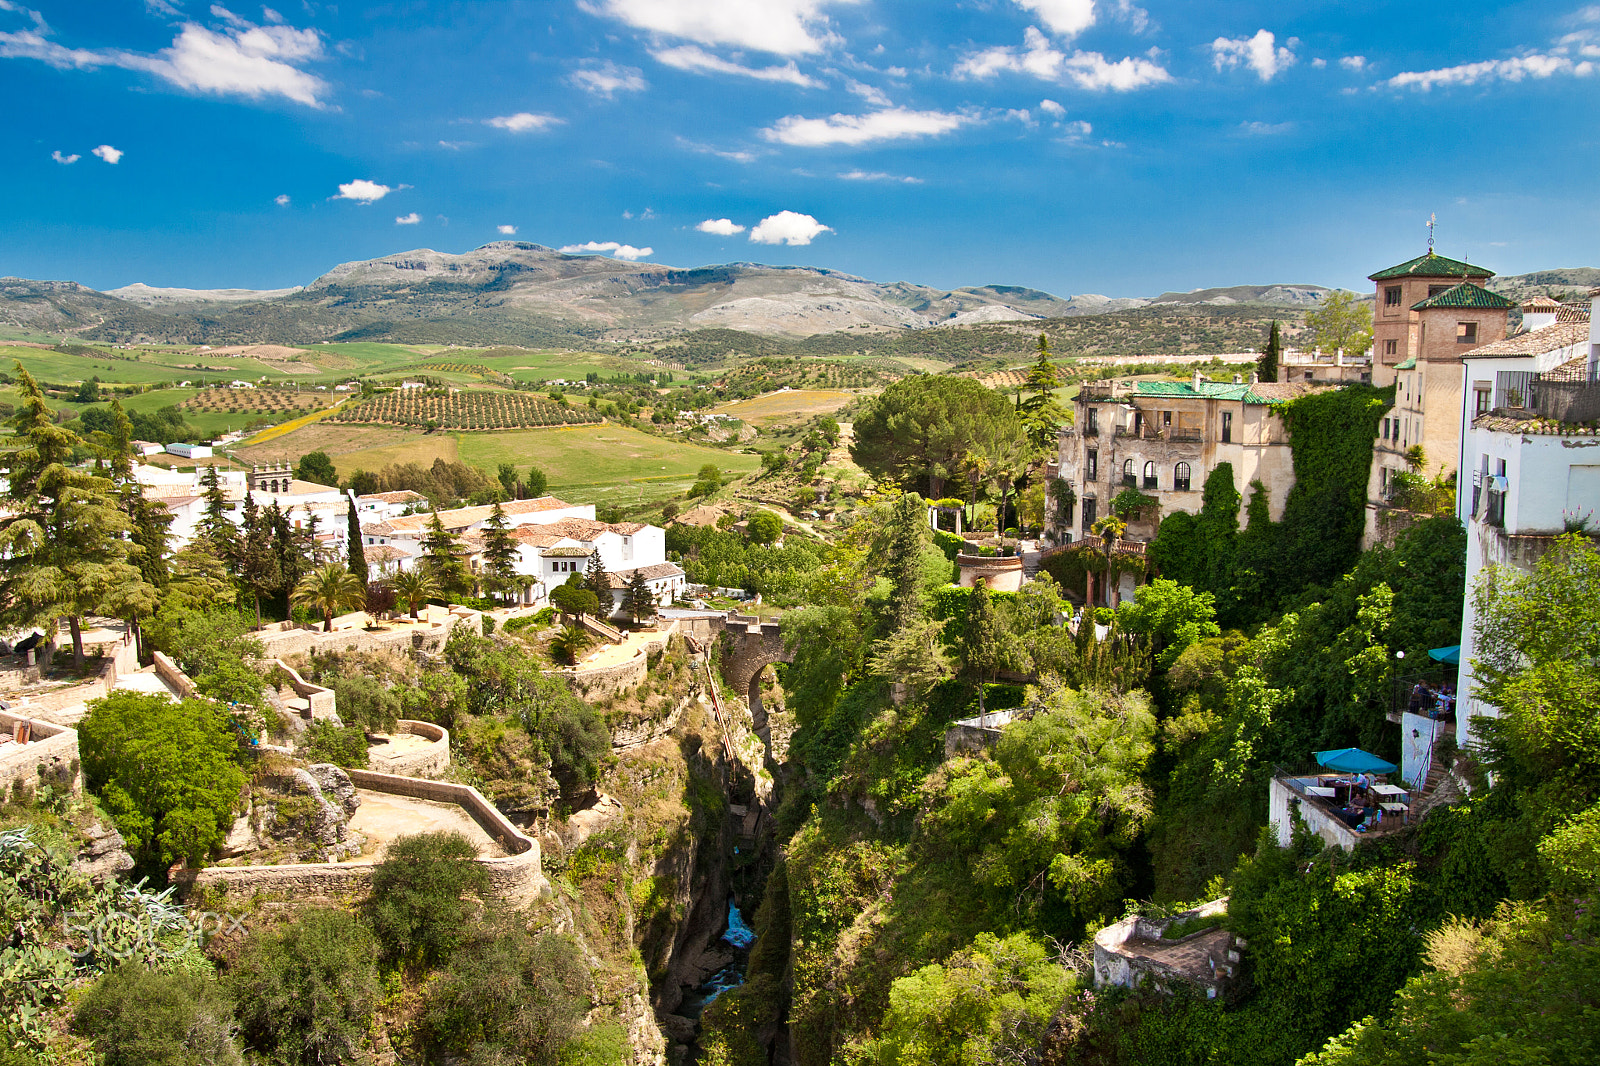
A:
[
  {"xmin": 1428, "ymin": 645, "xmax": 1461, "ymax": 666},
  {"xmin": 1314, "ymin": 748, "xmax": 1399, "ymax": 774}
]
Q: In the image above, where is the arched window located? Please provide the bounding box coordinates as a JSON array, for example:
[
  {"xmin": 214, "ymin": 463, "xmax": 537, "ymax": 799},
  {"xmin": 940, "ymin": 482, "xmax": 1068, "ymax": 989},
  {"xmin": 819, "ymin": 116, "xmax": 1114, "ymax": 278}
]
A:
[
  {"xmin": 1142, "ymin": 461, "xmax": 1158, "ymax": 489},
  {"xmin": 1122, "ymin": 459, "xmax": 1137, "ymax": 486},
  {"xmin": 1174, "ymin": 462, "xmax": 1192, "ymax": 492}
]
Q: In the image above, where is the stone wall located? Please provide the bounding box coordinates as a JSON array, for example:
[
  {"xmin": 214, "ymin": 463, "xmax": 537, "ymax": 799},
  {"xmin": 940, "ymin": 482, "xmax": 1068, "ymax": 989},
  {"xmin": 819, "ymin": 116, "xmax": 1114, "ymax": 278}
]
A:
[
  {"xmin": 180, "ymin": 768, "xmax": 548, "ymax": 907},
  {"xmin": 1092, "ymin": 898, "xmax": 1236, "ymax": 998},
  {"xmin": 258, "ymin": 658, "xmax": 336, "ymax": 720},
  {"xmin": 255, "ymin": 608, "xmax": 483, "ymax": 660},
  {"xmin": 367, "ymin": 720, "xmax": 450, "ymax": 777},
  {"xmin": 153, "ymin": 651, "xmax": 197, "ymax": 699},
  {"xmin": 0, "ymin": 711, "xmax": 79, "ymax": 798}
]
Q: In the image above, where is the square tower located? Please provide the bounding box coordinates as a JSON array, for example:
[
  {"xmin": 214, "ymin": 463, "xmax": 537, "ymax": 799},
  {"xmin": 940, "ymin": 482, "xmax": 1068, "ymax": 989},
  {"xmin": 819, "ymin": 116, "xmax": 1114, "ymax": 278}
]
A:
[{"xmin": 1369, "ymin": 252, "xmax": 1494, "ymax": 386}]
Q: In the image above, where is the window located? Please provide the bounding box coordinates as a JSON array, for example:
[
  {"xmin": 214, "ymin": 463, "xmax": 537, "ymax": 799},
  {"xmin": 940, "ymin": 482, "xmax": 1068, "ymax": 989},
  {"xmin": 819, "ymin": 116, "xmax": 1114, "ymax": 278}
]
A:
[
  {"xmin": 1085, "ymin": 449, "xmax": 1098, "ymax": 481},
  {"xmin": 1085, "ymin": 408, "xmax": 1098, "ymax": 435},
  {"xmin": 1082, "ymin": 497, "xmax": 1097, "ymax": 531},
  {"xmin": 1122, "ymin": 459, "xmax": 1137, "ymax": 487},
  {"xmin": 1474, "ymin": 385, "xmax": 1492, "ymax": 416},
  {"xmin": 1174, "ymin": 462, "xmax": 1192, "ymax": 492},
  {"xmin": 1143, "ymin": 461, "xmax": 1158, "ymax": 490},
  {"xmin": 1221, "ymin": 411, "xmax": 1233, "ymax": 443},
  {"xmin": 1381, "ymin": 417, "xmax": 1390, "ymax": 441},
  {"xmin": 1304, "ymin": 370, "xmax": 1315, "ymax": 381},
  {"xmin": 1384, "ymin": 339, "xmax": 1398, "ymax": 356},
  {"xmin": 1429, "ymin": 284, "xmax": 1451, "ymax": 297},
  {"xmin": 1457, "ymin": 322, "xmax": 1478, "ymax": 345},
  {"xmin": 1385, "ymin": 285, "xmax": 1403, "ymax": 307}
]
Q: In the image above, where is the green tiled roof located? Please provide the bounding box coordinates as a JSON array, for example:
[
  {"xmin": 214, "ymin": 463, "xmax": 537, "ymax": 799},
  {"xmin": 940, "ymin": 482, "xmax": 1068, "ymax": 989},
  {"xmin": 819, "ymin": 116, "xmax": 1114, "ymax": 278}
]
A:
[
  {"xmin": 1410, "ymin": 282, "xmax": 1516, "ymax": 311},
  {"xmin": 1370, "ymin": 253, "xmax": 1495, "ymax": 281},
  {"xmin": 1394, "ymin": 356, "xmax": 1417, "ymax": 370},
  {"xmin": 1132, "ymin": 381, "xmax": 1271, "ymax": 404}
]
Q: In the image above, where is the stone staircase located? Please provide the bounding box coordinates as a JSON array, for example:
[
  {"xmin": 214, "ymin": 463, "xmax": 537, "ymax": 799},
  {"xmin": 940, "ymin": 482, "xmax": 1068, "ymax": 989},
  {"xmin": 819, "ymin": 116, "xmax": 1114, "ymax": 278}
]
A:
[{"xmin": 1408, "ymin": 747, "xmax": 1464, "ymax": 823}]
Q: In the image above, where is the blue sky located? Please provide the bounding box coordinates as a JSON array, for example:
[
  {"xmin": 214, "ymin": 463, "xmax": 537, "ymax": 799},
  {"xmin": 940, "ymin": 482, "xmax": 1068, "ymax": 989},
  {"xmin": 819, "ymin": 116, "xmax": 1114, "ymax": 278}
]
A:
[{"xmin": 3, "ymin": 0, "xmax": 1597, "ymax": 298}]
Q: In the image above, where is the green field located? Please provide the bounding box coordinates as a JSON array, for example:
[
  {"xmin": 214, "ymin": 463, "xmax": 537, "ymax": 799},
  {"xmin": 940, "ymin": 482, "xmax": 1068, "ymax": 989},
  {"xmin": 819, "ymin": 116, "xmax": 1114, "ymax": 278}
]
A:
[{"xmin": 456, "ymin": 424, "xmax": 760, "ymax": 506}]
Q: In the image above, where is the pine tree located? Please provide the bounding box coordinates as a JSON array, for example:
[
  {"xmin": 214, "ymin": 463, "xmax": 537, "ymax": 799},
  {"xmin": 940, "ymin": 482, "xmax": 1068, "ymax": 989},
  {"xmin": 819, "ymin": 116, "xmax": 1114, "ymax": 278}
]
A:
[
  {"xmin": 420, "ymin": 511, "xmax": 471, "ymax": 599},
  {"xmin": 623, "ymin": 569, "xmax": 657, "ymax": 624},
  {"xmin": 480, "ymin": 502, "xmax": 520, "ymax": 605},
  {"xmin": 346, "ymin": 500, "xmax": 368, "ymax": 589},
  {"xmin": 270, "ymin": 502, "xmax": 313, "ymax": 619},
  {"xmin": 961, "ymin": 577, "xmax": 1005, "ymax": 716},
  {"xmin": 1259, "ymin": 320, "xmax": 1282, "ymax": 383},
  {"xmin": 0, "ymin": 366, "xmax": 155, "ymax": 668},
  {"xmin": 1019, "ymin": 333, "xmax": 1069, "ymax": 452},
  {"xmin": 236, "ymin": 492, "xmax": 281, "ymax": 630},
  {"xmin": 883, "ymin": 492, "xmax": 933, "ymax": 630},
  {"xmin": 196, "ymin": 464, "xmax": 239, "ymax": 561},
  {"xmin": 583, "ymin": 549, "xmax": 610, "ymax": 606}
]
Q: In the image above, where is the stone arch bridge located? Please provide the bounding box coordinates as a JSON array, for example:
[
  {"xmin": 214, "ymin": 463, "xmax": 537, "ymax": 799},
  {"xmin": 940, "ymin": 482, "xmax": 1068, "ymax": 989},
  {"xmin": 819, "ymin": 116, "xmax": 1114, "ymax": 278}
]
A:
[{"xmin": 678, "ymin": 611, "xmax": 792, "ymax": 741}]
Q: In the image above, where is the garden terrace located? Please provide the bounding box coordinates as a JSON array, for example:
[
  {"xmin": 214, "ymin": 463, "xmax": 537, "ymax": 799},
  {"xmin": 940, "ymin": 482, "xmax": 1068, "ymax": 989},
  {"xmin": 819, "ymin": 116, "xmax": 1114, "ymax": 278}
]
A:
[
  {"xmin": 327, "ymin": 388, "xmax": 602, "ymax": 430},
  {"xmin": 1269, "ymin": 773, "xmax": 1414, "ymax": 851}
]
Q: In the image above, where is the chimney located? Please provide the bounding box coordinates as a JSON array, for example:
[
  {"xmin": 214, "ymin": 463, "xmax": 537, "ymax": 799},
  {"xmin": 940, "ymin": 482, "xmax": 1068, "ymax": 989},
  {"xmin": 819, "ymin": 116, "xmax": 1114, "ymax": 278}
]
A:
[
  {"xmin": 1232, "ymin": 373, "xmax": 1243, "ymax": 384},
  {"xmin": 1589, "ymin": 287, "xmax": 1600, "ymax": 382},
  {"xmin": 1522, "ymin": 296, "xmax": 1560, "ymax": 333},
  {"xmin": 1250, "ymin": 370, "xmax": 1260, "ymax": 385},
  {"xmin": 1192, "ymin": 369, "xmax": 1203, "ymax": 390}
]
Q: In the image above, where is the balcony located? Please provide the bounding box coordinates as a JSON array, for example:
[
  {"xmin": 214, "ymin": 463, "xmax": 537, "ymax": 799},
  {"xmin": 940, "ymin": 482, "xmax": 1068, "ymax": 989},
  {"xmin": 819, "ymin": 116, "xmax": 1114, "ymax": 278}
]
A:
[
  {"xmin": 1485, "ymin": 490, "xmax": 1507, "ymax": 528},
  {"xmin": 1142, "ymin": 476, "xmax": 1159, "ymax": 490}
]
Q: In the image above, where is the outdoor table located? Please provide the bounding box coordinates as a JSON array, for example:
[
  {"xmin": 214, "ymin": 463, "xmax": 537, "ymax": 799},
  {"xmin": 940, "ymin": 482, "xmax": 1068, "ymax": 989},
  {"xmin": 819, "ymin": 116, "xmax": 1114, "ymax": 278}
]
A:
[
  {"xmin": 1380, "ymin": 802, "xmax": 1407, "ymax": 813},
  {"xmin": 1371, "ymin": 784, "xmax": 1407, "ymax": 798},
  {"xmin": 1306, "ymin": 786, "xmax": 1337, "ymax": 798}
]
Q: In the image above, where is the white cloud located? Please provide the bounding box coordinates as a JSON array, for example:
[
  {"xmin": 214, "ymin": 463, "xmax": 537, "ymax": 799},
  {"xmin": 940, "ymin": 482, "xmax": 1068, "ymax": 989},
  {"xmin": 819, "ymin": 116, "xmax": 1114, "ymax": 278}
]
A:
[
  {"xmin": 1038, "ymin": 97, "xmax": 1066, "ymax": 115},
  {"xmin": 0, "ymin": 6, "xmax": 330, "ymax": 106},
  {"xmin": 955, "ymin": 27, "xmax": 1170, "ymax": 90},
  {"xmin": 582, "ymin": 0, "xmax": 860, "ymax": 56},
  {"xmin": 569, "ymin": 60, "xmax": 647, "ymax": 97},
  {"xmin": 651, "ymin": 44, "xmax": 822, "ymax": 86},
  {"xmin": 1239, "ymin": 120, "xmax": 1294, "ymax": 135},
  {"xmin": 676, "ymin": 136, "xmax": 760, "ymax": 163},
  {"xmin": 837, "ymin": 169, "xmax": 922, "ymax": 183},
  {"xmin": 1387, "ymin": 52, "xmax": 1594, "ymax": 90},
  {"xmin": 1013, "ymin": 0, "xmax": 1095, "ymax": 38},
  {"xmin": 696, "ymin": 218, "xmax": 746, "ymax": 235},
  {"xmin": 749, "ymin": 210, "xmax": 831, "ymax": 245},
  {"xmin": 1212, "ymin": 29, "xmax": 1296, "ymax": 82},
  {"xmin": 334, "ymin": 179, "xmax": 393, "ymax": 203},
  {"xmin": 51, "ymin": 149, "xmax": 78, "ymax": 164},
  {"xmin": 91, "ymin": 143, "xmax": 122, "ymax": 163},
  {"xmin": 395, "ymin": 212, "xmax": 421, "ymax": 224},
  {"xmin": 559, "ymin": 240, "xmax": 653, "ymax": 260},
  {"xmin": 844, "ymin": 77, "xmax": 889, "ymax": 105},
  {"xmin": 497, "ymin": 224, "xmax": 518, "ymax": 235},
  {"xmin": 438, "ymin": 140, "xmax": 471, "ymax": 150},
  {"xmin": 274, "ymin": 193, "xmax": 290, "ymax": 205},
  {"xmin": 762, "ymin": 106, "xmax": 972, "ymax": 146},
  {"xmin": 485, "ymin": 111, "xmax": 563, "ymax": 133},
  {"xmin": 1340, "ymin": 55, "xmax": 1366, "ymax": 71}
]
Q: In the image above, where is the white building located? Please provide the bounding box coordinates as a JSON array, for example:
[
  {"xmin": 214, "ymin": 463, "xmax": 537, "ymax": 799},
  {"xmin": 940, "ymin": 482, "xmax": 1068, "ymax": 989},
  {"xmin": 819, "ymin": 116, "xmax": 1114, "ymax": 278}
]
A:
[
  {"xmin": 139, "ymin": 464, "xmax": 346, "ymax": 550},
  {"xmin": 166, "ymin": 442, "xmax": 213, "ymax": 460},
  {"xmin": 353, "ymin": 489, "xmax": 429, "ymax": 522},
  {"xmin": 1454, "ymin": 289, "xmax": 1600, "ymax": 749}
]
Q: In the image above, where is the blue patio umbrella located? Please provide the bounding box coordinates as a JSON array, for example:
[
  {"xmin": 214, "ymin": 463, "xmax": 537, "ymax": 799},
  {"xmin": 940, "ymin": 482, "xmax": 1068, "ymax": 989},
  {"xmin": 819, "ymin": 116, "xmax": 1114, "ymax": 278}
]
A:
[
  {"xmin": 1428, "ymin": 645, "xmax": 1461, "ymax": 666},
  {"xmin": 1314, "ymin": 748, "xmax": 1399, "ymax": 774}
]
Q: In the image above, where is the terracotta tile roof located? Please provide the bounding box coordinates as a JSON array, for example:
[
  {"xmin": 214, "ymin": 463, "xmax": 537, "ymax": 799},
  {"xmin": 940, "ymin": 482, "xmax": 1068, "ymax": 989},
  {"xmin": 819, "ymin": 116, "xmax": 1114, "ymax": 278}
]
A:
[
  {"xmin": 366, "ymin": 545, "xmax": 410, "ymax": 563},
  {"xmin": 153, "ymin": 494, "xmax": 201, "ymax": 507},
  {"xmin": 1557, "ymin": 304, "xmax": 1593, "ymax": 324},
  {"xmin": 1410, "ymin": 282, "xmax": 1516, "ymax": 311},
  {"xmin": 1537, "ymin": 354, "xmax": 1590, "ymax": 383},
  {"xmin": 1370, "ymin": 252, "xmax": 1494, "ymax": 281},
  {"xmin": 1523, "ymin": 297, "xmax": 1562, "ymax": 311},
  {"xmin": 1461, "ymin": 321, "xmax": 1590, "ymax": 359},
  {"xmin": 509, "ymin": 528, "xmax": 563, "ymax": 546},
  {"xmin": 538, "ymin": 517, "xmax": 614, "ymax": 540},
  {"xmin": 379, "ymin": 495, "xmax": 577, "ymax": 533},
  {"xmin": 357, "ymin": 490, "xmax": 428, "ymax": 504},
  {"xmin": 364, "ymin": 521, "xmax": 396, "ymax": 535},
  {"xmin": 610, "ymin": 522, "xmax": 648, "ymax": 534},
  {"xmin": 604, "ymin": 562, "xmax": 686, "ymax": 588},
  {"xmin": 544, "ymin": 546, "xmax": 594, "ymax": 558}
]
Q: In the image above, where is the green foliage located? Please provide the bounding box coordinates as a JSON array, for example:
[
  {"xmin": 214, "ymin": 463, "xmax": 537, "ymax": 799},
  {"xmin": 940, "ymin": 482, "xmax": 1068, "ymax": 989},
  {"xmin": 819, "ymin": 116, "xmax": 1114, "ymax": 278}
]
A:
[
  {"xmin": 666, "ymin": 522, "xmax": 827, "ymax": 603},
  {"xmin": 1303, "ymin": 290, "xmax": 1373, "ymax": 361},
  {"xmin": 1258, "ymin": 320, "xmax": 1282, "ymax": 382},
  {"xmin": 421, "ymin": 925, "xmax": 592, "ymax": 1064},
  {"xmin": 1116, "ymin": 578, "xmax": 1220, "ymax": 670},
  {"xmin": 144, "ymin": 604, "xmax": 264, "ymax": 684},
  {"xmin": 299, "ymin": 719, "xmax": 370, "ymax": 769},
  {"xmin": 861, "ymin": 932, "xmax": 1078, "ymax": 1066},
  {"xmin": 746, "ymin": 509, "xmax": 784, "ymax": 545},
  {"xmin": 293, "ymin": 449, "xmax": 338, "ymax": 486},
  {"xmin": 550, "ymin": 582, "xmax": 601, "ymax": 619},
  {"xmin": 290, "ymin": 561, "xmax": 366, "ymax": 631},
  {"xmin": 367, "ymin": 830, "xmax": 490, "ymax": 968},
  {"xmin": 78, "ymin": 691, "xmax": 247, "ymax": 871},
  {"xmin": 226, "ymin": 907, "xmax": 381, "ymax": 1066},
  {"xmin": 549, "ymin": 621, "xmax": 595, "ymax": 665},
  {"xmin": 850, "ymin": 375, "xmax": 1022, "ymax": 497},
  {"xmin": 73, "ymin": 965, "xmax": 243, "ymax": 1066},
  {"xmin": 330, "ymin": 673, "xmax": 401, "ymax": 734}
]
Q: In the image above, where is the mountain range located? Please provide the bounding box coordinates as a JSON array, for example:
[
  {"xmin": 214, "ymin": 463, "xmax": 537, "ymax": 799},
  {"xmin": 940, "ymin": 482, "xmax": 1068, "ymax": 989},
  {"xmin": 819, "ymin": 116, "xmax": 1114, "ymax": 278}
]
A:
[{"xmin": 2, "ymin": 243, "xmax": 1594, "ymax": 347}]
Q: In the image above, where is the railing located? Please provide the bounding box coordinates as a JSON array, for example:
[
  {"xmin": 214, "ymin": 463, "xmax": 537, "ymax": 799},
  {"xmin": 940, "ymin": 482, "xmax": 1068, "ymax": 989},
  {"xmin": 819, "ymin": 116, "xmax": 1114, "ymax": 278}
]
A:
[
  {"xmin": 1486, "ymin": 489, "xmax": 1507, "ymax": 528},
  {"xmin": 1122, "ymin": 474, "xmax": 1137, "ymax": 487},
  {"xmin": 1142, "ymin": 477, "xmax": 1159, "ymax": 490},
  {"xmin": 1530, "ymin": 379, "xmax": 1600, "ymax": 423},
  {"xmin": 1174, "ymin": 480, "xmax": 1191, "ymax": 492}
]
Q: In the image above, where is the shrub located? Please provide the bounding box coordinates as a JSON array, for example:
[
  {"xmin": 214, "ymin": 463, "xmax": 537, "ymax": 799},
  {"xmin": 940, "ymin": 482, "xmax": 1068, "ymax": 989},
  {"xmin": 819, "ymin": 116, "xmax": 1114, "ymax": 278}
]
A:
[
  {"xmin": 73, "ymin": 965, "xmax": 243, "ymax": 1066},
  {"xmin": 299, "ymin": 719, "xmax": 369, "ymax": 769},
  {"xmin": 367, "ymin": 831, "xmax": 489, "ymax": 968},
  {"xmin": 226, "ymin": 908, "xmax": 381, "ymax": 1066},
  {"xmin": 422, "ymin": 926, "xmax": 591, "ymax": 1063},
  {"xmin": 331, "ymin": 674, "xmax": 401, "ymax": 734}
]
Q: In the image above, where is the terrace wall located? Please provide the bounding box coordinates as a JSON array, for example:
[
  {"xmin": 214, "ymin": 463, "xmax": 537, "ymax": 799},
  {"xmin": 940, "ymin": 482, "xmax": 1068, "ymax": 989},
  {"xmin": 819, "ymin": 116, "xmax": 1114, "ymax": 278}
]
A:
[
  {"xmin": 0, "ymin": 711, "xmax": 79, "ymax": 798},
  {"xmin": 367, "ymin": 720, "xmax": 450, "ymax": 777}
]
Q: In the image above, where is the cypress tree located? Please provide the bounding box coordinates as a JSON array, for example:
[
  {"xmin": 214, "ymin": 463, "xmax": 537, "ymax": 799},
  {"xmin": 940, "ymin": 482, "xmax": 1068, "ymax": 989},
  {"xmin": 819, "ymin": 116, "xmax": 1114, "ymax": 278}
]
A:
[
  {"xmin": 883, "ymin": 492, "xmax": 933, "ymax": 630},
  {"xmin": 346, "ymin": 500, "xmax": 368, "ymax": 589},
  {"xmin": 480, "ymin": 502, "xmax": 520, "ymax": 605},
  {"xmin": 583, "ymin": 549, "xmax": 610, "ymax": 610},
  {"xmin": 1259, "ymin": 320, "xmax": 1282, "ymax": 383},
  {"xmin": 196, "ymin": 464, "xmax": 240, "ymax": 562},
  {"xmin": 420, "ymin": 511, "xmax": 471, "ymax": 599},
  {"xmin": 236, "ymin": 492, "xmax": 281, "ymax": 630},
  {"xmin": 961, "ymin": 577, "xmax": 1003, "ymax": 716}
]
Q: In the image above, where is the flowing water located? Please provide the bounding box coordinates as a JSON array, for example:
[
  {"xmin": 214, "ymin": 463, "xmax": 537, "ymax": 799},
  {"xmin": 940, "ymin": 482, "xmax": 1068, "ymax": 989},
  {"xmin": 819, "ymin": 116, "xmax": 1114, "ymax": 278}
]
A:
[{"xmin": 679, "ymin": 898, "xmax": 755, "ymax": 1021}]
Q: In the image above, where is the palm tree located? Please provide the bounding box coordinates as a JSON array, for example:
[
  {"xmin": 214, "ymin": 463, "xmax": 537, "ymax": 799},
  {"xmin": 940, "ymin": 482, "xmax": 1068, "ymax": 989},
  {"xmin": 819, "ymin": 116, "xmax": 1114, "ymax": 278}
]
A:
[
  {"xmin": 291, "ymin": 562, "xmax": 367, "ymax": 632},
  {"xmin": 390, "ymin": 568, "xmax": 439, "ymax": 621},
  {"xmin": 548, "ymin": 623, "xmax": 593, "ymax": 666}
]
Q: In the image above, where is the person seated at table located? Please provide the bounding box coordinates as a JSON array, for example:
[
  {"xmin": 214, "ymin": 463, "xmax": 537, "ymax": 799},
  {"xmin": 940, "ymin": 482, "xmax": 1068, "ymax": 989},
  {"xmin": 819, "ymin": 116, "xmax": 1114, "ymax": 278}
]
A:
[
  {"xmin": 1357, "ymin": 806, "xmax": 1382, "ymax": 832},
  {"xmin": 1352, "ymin": 771, "xmax": 1374, "ymax": 791}
]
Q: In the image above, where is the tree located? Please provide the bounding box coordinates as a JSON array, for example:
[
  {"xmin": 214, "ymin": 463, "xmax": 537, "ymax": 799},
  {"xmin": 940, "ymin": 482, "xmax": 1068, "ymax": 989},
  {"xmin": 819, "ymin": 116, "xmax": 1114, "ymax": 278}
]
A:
[
  {"xmin": 548, "ymin": 622, "xmax": 594, "ymax": 666},
  {"xmin": 235, "ymin": 492, "xmax": 281, "ymax": 629},
  {"xmin": 479, "ymin": 502, "xmax": 520, "ymax": 604},
  {"xmin": 1020, "ymin": 332, "xmax": 1069, "ymax": 452},
  {"xmin": 419, "ymin": 511, "xmax": 472, "ymax": 599},
  {"xmin": 195, "ymin": 464, "xmax": 239, "ymax": 560},
  {"xmin": 1305, "ymin": 289, "xmax": 1374, "ymax": 361},
  {"xmin": 367, "ymin": 831, "xmax": 490, "ymax": 967},
  {"xmin": 961, "ymin": 578, "xmax": 1006, "ymax": 716},
  {"xmin": 77, "ymin": 690, "xmax": 247, "ymax": 870},
  {"xmin": 524, "ymin": 464, "xmax": 548, "ymax": 498},
  {"xmin": 623, "ymin": 569, "xmax": 657, "ymax": 624},
  {"xmin": 346, "ymin": 500, "xmax": 368, "ymax": 589},
  {"xmin": 582, "ymin": 548, "xmax": 610, "ymax": 603},
  {"xmin": 851, "ymin": 375, "xmax": 1023, "ymax": 497},
  {"xmin": 293, "ymin": 449, "xmax": 338, "ymax": 486},
  {"xmin": 1116, "ymin": 578, "xmax": 1221, "ymax": 670},
  {"xmin": 73, "ymin": 965, "xmax": 244, "ymax": 1066},
  {"xmin": 497, "ymin": 461, "xmax": 519, "ymax": 498},
  {"xmin": 291, "ymin": 562, "xmax": 366, "ymax": 631},
  {"xmin": 75, "ymin": 378, "xmax": 99, "ymax": 404},
  {"xmin": 0, "ymin": 366, "xmax": 155, "ymax": 669},
  {"xmin": 1259, "ymin": 319, "xmax": 1283, "ymax": 382},
  {"xmin": 746, "ymin": 510, "xmax": 783, "ymax": 545},
  {"xmin": 391, "ymin": 568, "xmax": 439, "ymax": 620},
  {"xmin": 550, "ymin": 582, "xmax": 600, "ymax": 620},
  {"xmin": 866, "ymin": 617, "xmax": 952, "ymax": 698}
]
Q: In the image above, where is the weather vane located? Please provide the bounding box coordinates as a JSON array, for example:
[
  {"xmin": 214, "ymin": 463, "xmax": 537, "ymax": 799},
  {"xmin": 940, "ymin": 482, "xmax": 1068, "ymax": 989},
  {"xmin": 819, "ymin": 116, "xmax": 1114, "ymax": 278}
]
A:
[{"xmin": 1426, "ymin": 213, "xmax": 1437, "ymax": 254}]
